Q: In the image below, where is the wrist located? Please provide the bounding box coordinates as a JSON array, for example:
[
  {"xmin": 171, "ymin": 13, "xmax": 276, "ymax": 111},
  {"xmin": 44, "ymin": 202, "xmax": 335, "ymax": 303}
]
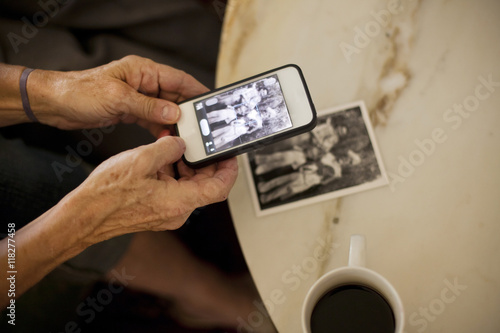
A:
[
  {"xmin": 27, "ymin": 69, "xmax": 71, "ymax": 128},
  {"xmin": 15, "ymin": 203, "xmax": 90, "ymax": 282},
  {"xmin": 0, "ymin": 65, "xmax": 69, "ymax": 128},
  {"xmin": 20, "ymin": 177, "xmax": 122, "ymax": 268},
  {"xmin": 38, "ymin": 193, "xmax": 97, "ymax": 260},
  {"xmin": 10, "ymin": 189, "xmax": 104, "ymax": 297},
  {"xmin": 60, "ymin": 177, "xmax": 125, "ymax": 246}
]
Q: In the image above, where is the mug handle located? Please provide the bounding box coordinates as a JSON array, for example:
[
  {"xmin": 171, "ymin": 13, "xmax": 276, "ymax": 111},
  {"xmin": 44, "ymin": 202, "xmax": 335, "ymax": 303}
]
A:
[{"xmin": 348, "ymin": 234, "xmax": 366, "ymax": 267}]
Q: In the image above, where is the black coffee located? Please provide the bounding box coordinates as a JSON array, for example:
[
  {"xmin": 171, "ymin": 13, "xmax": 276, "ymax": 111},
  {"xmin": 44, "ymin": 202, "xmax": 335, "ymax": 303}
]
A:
[{"xmin": 310, "ymin": 284, "xmax": 395, "ymax": 333}]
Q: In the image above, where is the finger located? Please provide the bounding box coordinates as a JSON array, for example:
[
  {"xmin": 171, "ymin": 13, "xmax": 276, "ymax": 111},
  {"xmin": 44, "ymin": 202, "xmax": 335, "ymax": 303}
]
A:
[
  {"xmin": 157, "ymin": 164, "xmax": 176, "ymax": 180},
  {"xmin": 177, "ymin": 160, "xmax": 218, "ymax": 180},
  {"xmin": 110, "ymin": 56, "xmax": 205, "ymax": 122},
  {"xmin": 192, "ymin": 162, "xmax": 218, "ymax": 179},
  {"xmin": 119, "ymin": 87, "xmax": 180, "ymax": 125},
  {"xmin": 157, "ymin": 66, "xmax": 209, "ymax": 102},
  {"xmin": 140, "ymin": 136, "xmax": 186, "ymax": 175},
  {"xmin": 183, "ymin": 157, "xmax": 238, "ymax": 205},
  {"xmin": 212, "ymin": 157, "xmax": 239, "ymax": 190},
  {"xmin": 153, "ymin": 157, "xmax": 238, "ymax": 219},
  {"xmin": 177, "ymin": 160, "xmax": 196, "ymax": 179}
]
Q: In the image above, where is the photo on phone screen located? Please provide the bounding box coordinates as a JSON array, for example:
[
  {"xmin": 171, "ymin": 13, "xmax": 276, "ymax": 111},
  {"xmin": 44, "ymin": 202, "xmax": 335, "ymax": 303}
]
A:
[{"xmin": 193, "ymin": 74, "xmax": 293, "ymax": 155}]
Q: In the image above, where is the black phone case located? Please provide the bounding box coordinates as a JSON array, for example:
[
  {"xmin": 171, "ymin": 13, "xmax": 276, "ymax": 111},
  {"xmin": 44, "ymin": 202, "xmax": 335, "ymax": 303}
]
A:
[{"xmin": 175, "ymin": 64, "xmax": 317, "ymax": 169}]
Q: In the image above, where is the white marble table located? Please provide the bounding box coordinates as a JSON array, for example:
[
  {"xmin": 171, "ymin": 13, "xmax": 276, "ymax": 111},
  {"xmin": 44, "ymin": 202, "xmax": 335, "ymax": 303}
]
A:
[{"xmin": 216, "ymin": 1, "xmax": 500, "ymax": 332}]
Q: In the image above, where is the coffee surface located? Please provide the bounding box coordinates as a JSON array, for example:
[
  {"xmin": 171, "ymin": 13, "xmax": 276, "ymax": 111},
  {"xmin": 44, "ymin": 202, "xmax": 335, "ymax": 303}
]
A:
[{"xmin": 310, "ymin": 284, "xmax": 395, "ymax": 333}]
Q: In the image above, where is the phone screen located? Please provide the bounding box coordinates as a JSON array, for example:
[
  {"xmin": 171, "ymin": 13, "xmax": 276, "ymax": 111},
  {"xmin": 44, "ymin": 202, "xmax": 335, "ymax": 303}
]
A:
[{"xmin": 193, "ymin": 74, "xmax": 293, "ymax": 155}]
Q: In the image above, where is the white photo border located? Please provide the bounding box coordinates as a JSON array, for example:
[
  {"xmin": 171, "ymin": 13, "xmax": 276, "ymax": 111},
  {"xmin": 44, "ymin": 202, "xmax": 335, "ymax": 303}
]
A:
[{"xmin": 243, "ymin": 100, "xmax": 388, "ymax": 217}]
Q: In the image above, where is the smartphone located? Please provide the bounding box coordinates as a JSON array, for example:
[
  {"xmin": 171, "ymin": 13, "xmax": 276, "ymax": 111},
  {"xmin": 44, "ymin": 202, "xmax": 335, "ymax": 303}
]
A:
[{"xmin": 176, "ymin": 64, "xmax": 317, "ymax": 168}]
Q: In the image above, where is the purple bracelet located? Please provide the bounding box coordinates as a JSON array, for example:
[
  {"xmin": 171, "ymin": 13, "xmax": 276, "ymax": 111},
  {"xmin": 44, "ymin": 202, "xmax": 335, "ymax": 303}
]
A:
[{"xmin": 19, "ymin": 68, "xmax": 39, "ymax": 122}]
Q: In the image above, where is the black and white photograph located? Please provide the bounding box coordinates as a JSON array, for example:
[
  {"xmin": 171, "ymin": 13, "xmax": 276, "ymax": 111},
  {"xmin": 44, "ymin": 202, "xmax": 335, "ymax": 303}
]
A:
[
  {"xmin": 195, "ymin": 74, "xmax": 293, "ymax": 154},
  {"xmin": 244, "ymin": 101, "xmax": 388, "ymax": 216}
]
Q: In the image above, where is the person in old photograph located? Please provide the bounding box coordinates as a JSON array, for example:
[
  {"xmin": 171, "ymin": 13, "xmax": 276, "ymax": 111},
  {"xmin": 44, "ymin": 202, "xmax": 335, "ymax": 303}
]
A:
[
  {"xmin": 246, "ymin": 105, "xmax": 387, "ymax": 214},
  {"xmin": 206, "ymin": 80, "xmax": 291, "ymax": 150},
  {"xmin": 207, "ymin": 82, "xmax": 268, "ymax": 122},
  {"xmin": 211, "ymin": 108, "xmax": 263, "ymax": 147},
  {"xmin": 206, "ymin": 84, "xmax": 266, "ymax": 125},
  {"xmin": 205, "ymin": 75, "xmax": 279, "ymax": 128},
  {"xmin": 257, "ymin": 152, "xmax": 340, "ymax": 203},
  {"xmin": 257, "ymin": 150, "xmax": 361, "ymax": 204},
  {"xmin": 251, "ymin": 112, "xmax": 369, "ymax": 205},
  {"xmin": 222, "ymin": 76, "xmax": 277, "ymax": 113},
  {"xmin": 254, "ymin": 118, "xmax": 348, "ymax": 175},
  {"xmin": 206, "ymin": 105, "xmax": 238, "ymax": 124},
  {"xmin": 203, "ymin": 79, "xmax": 274, "ymax": 149},
  {"xmin": 225, "ymin": 83, "xmax": 268, "ymax": 112}
]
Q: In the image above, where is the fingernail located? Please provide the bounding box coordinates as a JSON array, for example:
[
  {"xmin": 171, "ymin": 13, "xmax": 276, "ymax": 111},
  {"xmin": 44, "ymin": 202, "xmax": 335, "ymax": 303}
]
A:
[{"xmin": 162, "ymin": 105, "xmax": 179, "ymax": 122}]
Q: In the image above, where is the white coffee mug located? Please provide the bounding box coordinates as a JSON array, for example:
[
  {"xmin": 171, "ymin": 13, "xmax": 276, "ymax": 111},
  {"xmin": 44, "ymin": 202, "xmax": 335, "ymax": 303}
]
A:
[{"xmin": 301, "ymin": 234, "xmax": 404, "ymax": 333}]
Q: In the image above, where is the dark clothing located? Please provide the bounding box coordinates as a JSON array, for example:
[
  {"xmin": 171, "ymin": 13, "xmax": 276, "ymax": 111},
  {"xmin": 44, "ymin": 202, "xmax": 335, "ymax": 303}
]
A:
[{"xmin": 0, "ymin": 1, "xmax": 225, "ymax": 330}]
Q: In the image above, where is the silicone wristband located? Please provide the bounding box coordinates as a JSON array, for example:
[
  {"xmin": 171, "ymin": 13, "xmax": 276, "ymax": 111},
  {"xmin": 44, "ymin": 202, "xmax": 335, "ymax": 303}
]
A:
[{"xmin": 19, "ymin": 68, "xmax": 39, "ymax": 122}]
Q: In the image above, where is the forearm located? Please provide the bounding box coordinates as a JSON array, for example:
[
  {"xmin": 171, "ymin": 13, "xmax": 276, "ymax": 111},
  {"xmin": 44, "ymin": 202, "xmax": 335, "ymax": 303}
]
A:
[
  {"xmin": 0, "ymin": 64, "xmax": 29, "ymax": 126},
  {"xmin": 0, "ymin": 63, "xmax": 62, "ymax": 127},
  {"xmin": 0, "ymin": 192, "xmax": 97, "ymax": 309}
]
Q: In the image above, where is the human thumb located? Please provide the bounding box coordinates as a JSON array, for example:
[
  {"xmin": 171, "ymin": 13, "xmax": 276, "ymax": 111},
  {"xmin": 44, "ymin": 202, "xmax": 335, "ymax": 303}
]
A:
[{"xmin": 146, "ymin": 136, "xmax": 186, "ymax": 173}]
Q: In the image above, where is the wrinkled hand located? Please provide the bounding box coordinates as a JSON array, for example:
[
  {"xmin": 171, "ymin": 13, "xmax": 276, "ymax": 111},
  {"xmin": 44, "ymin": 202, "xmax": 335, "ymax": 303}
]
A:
[
  {"xmin": 68, "ymin": 135, "xmax": 238, "ymax": 244},
  {"xmin": 31, "ymin": 55, "xmax": 208, "ymax": 135}
]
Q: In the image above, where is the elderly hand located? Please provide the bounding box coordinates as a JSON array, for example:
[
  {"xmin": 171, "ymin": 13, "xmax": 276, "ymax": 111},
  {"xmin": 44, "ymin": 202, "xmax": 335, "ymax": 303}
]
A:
[
  {"xmin": 0, "ymin": 135, "xmax": 237, "ymax": 308},
  {"xmin": 63, "ymin": 135, "xmax": 238, "ymax": 244},
  {"xmin": 27, "ymin": 55, "xmax": 208, "ymax": 135}
]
